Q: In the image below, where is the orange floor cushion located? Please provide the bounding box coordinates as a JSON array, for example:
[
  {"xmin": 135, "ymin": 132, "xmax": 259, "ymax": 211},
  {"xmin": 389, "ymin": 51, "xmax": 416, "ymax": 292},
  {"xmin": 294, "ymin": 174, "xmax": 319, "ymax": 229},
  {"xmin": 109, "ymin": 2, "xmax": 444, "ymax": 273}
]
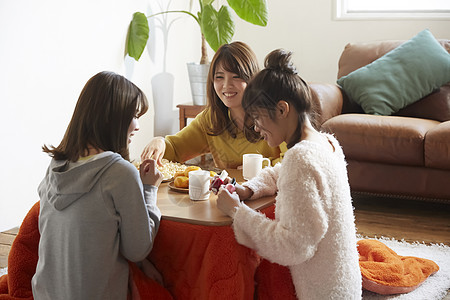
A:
[{"xmin": 358, "ymin": 239, "xmax": 439, "ymax": 295}]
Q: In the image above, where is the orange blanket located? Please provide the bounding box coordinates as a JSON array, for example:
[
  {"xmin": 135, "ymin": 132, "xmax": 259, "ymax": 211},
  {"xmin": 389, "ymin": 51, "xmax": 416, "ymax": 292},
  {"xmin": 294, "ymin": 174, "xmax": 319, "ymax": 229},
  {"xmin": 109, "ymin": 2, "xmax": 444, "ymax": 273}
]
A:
[
  {"xmin": 0, "ymin": 202, "xmax": 172, "ymax": 300},
  {"xmin": 0, "ymin": 202, "xmax": 40, "ymax": 300},
  {"xmin": 0, "ymin": 202, "xmax": 295, "ymax": 300},
  {"xmin": 147, "ymin": 220, "xmax": 260, "ymax": 299},
  {"xmin": 145, "ymin": 204, "xmax": 295, "ymax": 300}
]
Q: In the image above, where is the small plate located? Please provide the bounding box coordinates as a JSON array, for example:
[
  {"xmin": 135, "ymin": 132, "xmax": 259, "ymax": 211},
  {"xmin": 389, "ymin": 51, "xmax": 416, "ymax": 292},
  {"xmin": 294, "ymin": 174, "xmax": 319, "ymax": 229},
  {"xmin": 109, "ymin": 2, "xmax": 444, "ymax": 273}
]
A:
[{"xmin": 168, "ymin": 182, "xmax": 189, "ymax": 193}]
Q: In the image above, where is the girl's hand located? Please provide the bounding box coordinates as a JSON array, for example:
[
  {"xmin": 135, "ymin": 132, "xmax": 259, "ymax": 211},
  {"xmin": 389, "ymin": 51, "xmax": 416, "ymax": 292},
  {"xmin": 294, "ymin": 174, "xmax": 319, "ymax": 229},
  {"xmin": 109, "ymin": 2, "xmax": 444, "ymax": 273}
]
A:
[
  {"xmin": 234, "ymin": 183, "xmax": 253, "ymax": 201},
  {"xmin": 140, "ymin": 159, "xmax": 163, "ymax": 187},
  {"xmin": 211, "ymin": 176, "xmax": 253, "ymax": 200},
  {"xmin": 141, "ymin": 137, "xmax": 166, "ymax": 166},
  {"xmin": 217, "ymin": 188, "xmax": 241, "ymax": 217}
]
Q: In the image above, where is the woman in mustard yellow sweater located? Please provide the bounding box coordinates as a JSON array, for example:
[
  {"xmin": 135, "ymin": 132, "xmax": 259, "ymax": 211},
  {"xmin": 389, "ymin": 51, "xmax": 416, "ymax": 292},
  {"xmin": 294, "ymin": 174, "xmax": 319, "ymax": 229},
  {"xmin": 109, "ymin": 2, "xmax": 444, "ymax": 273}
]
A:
[{"xmin": 141, "ymin": 42, "xmax": 285, "ymax": 169}]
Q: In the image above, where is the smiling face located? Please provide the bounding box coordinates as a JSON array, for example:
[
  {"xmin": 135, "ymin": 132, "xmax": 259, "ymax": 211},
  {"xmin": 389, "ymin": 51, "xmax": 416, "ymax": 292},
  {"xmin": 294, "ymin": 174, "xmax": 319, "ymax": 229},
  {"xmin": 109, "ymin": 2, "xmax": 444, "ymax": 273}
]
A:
[
  {"xmin": 251, "ymin": 108, "xmax": 286, "ymax": 148},
  {"xmin": 213, "ymin": 63, "xmax": 248, "ymax": 110}
]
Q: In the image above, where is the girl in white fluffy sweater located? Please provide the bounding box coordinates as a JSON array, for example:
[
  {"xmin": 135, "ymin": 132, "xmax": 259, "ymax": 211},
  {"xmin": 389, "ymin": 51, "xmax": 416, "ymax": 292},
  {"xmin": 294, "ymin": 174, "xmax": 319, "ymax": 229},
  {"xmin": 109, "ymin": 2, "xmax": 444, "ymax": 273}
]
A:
[{"xmin": 216, "ymin": 49, "xmax": 362, "ymax": 299}]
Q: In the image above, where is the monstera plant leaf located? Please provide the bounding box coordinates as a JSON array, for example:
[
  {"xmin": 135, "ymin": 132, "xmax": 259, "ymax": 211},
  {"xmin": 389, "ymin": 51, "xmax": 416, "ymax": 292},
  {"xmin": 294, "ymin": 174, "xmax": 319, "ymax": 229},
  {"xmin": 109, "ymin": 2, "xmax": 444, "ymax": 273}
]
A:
[
  {"xmin": 201, "ymin": 5, "xmax": 234, "ymax": 52},
  {"xmin": 125, "ymin": 12, "xmax": 149, "ymax": 61},
  {"xmin": 227, "ymin": 0, "xmax": 268, "ymax": 26}
]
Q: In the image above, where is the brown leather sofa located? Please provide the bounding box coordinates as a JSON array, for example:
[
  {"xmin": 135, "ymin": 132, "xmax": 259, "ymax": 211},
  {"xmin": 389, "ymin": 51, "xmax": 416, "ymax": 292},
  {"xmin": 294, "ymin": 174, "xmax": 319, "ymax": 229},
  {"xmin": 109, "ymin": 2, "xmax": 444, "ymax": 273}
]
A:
[{"xmin": 313, "ymin": 39, "xmax": 450, "ymax": 202}]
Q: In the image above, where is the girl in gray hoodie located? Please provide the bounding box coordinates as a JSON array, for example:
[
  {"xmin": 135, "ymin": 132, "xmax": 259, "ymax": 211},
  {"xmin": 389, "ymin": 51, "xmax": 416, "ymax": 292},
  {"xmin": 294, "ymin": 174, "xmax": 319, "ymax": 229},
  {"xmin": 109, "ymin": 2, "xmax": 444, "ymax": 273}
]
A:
[{"xmin": 32, "ymin": 71, "xmax": 163, "ymax": 299}]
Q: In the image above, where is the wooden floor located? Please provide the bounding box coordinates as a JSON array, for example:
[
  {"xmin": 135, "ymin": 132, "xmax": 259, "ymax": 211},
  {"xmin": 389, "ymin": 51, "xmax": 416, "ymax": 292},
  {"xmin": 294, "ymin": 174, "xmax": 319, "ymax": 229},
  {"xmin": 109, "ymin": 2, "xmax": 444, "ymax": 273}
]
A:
[
  {"xmin": 0, "ymin": 227, "xmax": 19, "ymax": 269},
  {"xmin": 1, "ymin": 194, "xmax": 449, "ymax": 297},
  {"xmin": 352, "ymin": 193, "xmax": 450, "ymax": 246}
]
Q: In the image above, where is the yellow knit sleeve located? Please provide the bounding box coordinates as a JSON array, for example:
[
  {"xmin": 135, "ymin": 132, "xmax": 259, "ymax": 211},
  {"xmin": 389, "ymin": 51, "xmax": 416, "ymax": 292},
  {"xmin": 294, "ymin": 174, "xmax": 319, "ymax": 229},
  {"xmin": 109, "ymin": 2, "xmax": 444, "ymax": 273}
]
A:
[
  {"xmin": 163, "ymin": 110, "xmax": 210, "ymax": 163},
  {"xmin": 271, "ymin": 142, "xmax": 287, "ymax": 165}
]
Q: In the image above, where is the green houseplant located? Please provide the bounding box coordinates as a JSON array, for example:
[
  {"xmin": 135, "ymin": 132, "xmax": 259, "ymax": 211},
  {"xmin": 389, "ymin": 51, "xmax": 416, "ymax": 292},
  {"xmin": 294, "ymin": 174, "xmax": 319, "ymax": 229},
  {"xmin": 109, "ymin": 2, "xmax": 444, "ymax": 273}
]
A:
[{"xmin": 125, "ymin": 0, "xmax": 269, "ymax": 64}]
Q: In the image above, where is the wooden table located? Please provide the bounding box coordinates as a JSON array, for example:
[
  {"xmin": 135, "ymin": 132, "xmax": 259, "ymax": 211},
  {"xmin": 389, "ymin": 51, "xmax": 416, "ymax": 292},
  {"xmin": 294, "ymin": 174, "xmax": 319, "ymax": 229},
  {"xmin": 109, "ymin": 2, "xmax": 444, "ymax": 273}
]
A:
[{"xmin": 156, "ymin": 169, "xmax": 275, "ymax": 226}]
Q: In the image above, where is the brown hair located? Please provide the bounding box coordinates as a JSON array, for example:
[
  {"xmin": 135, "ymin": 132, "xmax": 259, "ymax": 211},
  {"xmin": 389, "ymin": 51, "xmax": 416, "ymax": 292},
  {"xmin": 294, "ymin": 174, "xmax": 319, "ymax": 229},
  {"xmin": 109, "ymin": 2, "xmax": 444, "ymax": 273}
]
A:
[
  {"xmin": 43, "ymin": 71, "xmax": 148, "ymax": 161},
  {"xmin": 242, "ymin": 49, "xmax": 317, "ymax": 148},
  {"xmin": 205, "ymin": 41, "xmax": 259, "ymax": 138}
]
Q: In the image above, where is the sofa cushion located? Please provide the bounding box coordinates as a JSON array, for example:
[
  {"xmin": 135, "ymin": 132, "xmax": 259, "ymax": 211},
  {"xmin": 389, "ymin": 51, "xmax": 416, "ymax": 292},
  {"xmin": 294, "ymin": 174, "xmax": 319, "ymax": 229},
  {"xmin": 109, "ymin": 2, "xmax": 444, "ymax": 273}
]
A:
[
  {"xmin": 425, "ymin": 121, "xmax": 450, "ymax": 170},
  {"xmin": 394, "ymin": 83, "xmax": 450, "ymax": 122},
  {"xmin": 338, "ymin": 41, "xmax": 404, "ymax": 79},
  {"xmin": 321, "ymin": 114, "xmax": 439, "ymax": 166},
  {"xmin": 337, "ymin": 29, "xmax": 450, "ymax": 116}
]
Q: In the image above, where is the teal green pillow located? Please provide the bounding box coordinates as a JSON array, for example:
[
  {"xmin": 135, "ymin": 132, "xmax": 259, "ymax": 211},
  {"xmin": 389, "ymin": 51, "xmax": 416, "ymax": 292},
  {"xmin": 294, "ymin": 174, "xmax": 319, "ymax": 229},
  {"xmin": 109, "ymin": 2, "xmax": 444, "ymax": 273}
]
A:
[{"xmin": 337, "ymin": 29, "xmax": 450, "ymax": 115}]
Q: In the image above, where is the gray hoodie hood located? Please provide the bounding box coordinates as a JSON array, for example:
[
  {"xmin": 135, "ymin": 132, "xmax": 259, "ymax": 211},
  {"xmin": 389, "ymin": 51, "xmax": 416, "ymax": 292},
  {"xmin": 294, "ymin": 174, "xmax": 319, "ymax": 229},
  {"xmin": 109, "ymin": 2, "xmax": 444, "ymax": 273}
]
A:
[{"xmin": 38, "ymin": 152, "xmax": 123, "ymax": 211}]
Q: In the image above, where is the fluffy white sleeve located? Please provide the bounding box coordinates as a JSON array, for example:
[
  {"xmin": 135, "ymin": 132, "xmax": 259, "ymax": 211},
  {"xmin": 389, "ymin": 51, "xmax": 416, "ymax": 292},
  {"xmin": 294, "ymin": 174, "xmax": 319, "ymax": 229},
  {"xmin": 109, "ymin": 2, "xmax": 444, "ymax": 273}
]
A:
[
  {"xmin": 242, "ymin": 163, "xmax": 281, "ymax": 199},
  {"xmin": 232, "ymin": 147, "xmax": 329, "ymax": 266}
]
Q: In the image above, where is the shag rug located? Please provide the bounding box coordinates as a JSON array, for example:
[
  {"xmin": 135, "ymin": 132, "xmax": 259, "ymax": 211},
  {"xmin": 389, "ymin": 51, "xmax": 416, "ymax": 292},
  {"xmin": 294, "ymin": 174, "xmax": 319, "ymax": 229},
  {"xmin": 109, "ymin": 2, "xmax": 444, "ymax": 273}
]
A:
[
  {"xmin": 359, "ymin": 236, "xmax": 450, "ymax": 300},
  {"xmin": 1, "ymin": 238, "xmax": 448, "ymax": 299}
]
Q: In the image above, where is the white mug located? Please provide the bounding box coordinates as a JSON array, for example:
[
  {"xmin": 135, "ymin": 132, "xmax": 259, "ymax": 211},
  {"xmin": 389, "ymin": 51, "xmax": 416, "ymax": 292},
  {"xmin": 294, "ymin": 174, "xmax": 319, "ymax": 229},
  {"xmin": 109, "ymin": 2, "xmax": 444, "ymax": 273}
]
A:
[
  {"xmin": 242, "ymin": 154, "xmax": 270, "ymax": 180},
  {"xmin": 189, "ymin": 170, "xmax": 211, "ymax": 200}
]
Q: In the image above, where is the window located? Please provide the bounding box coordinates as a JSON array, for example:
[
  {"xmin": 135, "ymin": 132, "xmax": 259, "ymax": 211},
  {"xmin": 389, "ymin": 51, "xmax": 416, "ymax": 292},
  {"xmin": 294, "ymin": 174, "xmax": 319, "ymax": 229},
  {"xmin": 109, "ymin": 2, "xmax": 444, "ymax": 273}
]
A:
[{"xmin": 335, "ymin": 0, "xmax": 450, "ymax": 20}]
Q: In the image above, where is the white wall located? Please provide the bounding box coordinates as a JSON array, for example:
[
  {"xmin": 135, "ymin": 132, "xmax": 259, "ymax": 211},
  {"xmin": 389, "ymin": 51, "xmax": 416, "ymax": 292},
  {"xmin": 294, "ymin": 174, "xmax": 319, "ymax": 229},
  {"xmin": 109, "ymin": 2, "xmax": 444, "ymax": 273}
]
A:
[{"xmin": 0, "ymin": 0, "xmax": 448, "ymax": 231}]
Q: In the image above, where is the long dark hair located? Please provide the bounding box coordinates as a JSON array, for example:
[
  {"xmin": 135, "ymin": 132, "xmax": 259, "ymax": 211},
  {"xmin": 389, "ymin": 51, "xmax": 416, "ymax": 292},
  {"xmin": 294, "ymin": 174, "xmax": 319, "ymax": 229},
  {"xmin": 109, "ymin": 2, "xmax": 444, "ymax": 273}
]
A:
[
  {"xmin": 205, "ymin": 41, "xmax": 259, "ymax": 138},
  {"xmin": 242, "ymin": 49, "xmax": 317, "ymax": 148},
  {"xmin": 43, "ymin": 71, "xmax": 148, "ymax": 161}
]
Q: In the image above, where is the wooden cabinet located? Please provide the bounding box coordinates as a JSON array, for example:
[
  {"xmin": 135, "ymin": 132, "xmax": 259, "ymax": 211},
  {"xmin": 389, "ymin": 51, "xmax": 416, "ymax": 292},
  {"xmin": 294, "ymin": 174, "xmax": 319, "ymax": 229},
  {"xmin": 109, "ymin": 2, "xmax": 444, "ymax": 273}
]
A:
[{"xmin": 176, "ymin": 103, "xmax": 205, "ymax": 129}]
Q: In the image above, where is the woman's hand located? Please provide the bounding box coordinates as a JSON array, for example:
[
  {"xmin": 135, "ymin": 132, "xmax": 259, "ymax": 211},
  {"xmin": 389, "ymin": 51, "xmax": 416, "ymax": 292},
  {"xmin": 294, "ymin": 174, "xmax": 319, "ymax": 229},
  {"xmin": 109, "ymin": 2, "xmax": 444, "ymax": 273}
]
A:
[
  {"xmin": 140, "ymin": 159, "xmax": 163, "ymax": 187},
  {"xmin": 216, "ymin": 188, "xmax": 241, "ymax": 217},
  {"xmin": 141, "ymin": 137, "xmax": 166, "ymax": 165}
]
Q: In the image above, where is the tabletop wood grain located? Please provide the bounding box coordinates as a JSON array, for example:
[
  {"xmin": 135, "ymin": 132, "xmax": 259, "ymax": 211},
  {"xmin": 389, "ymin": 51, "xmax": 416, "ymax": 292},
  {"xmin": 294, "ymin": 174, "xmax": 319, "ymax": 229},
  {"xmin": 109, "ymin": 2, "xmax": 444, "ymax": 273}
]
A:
[{"xmin": 156, "ymin": 169, "xmax": 275, "ymax": 226}]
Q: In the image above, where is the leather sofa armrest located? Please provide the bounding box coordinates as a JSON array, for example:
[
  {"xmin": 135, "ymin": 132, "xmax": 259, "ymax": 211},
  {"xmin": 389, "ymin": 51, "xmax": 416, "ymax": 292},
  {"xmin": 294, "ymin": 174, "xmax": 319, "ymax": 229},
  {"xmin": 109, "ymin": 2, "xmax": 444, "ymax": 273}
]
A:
[{"xmin": 310, "ymin": 83, "xmax": 343, "ymax": 127}]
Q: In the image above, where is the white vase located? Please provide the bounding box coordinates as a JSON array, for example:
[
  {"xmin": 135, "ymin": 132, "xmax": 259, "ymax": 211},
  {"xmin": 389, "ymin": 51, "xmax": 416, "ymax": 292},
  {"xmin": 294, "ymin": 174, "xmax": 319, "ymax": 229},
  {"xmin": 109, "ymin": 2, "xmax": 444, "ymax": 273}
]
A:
[
  {"xmin": 151, "ymin": 72, "xmax": 177, "ymax": 136},
  {"xmin": 187, "ymin": 62, "xmax": 210, "ymax": 106}
]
